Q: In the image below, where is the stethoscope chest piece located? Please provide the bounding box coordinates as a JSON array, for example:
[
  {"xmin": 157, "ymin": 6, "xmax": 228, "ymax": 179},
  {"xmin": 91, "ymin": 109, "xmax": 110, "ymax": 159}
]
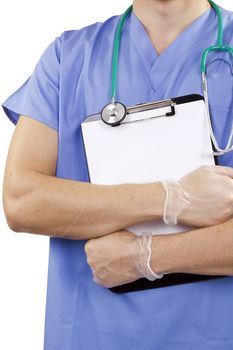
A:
[
  {"xmin": 100, "ymin": 0, "xmax": 233, "ymax": 153},
  {"xmin": 101, "ymin": 102, "xmax": 127, "ymax": 126}
]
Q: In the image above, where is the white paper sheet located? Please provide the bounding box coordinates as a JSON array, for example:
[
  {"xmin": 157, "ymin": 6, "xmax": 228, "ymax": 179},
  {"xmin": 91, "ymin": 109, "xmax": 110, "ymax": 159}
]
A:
[{"xmin": 81, "ymin": 97, "xmax": 214, "ymax": 235}]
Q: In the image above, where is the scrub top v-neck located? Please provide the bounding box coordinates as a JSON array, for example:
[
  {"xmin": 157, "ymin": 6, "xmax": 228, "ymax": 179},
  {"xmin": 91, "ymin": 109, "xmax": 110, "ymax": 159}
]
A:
[
  {"xmin": 2, "ymin": 5, "xmax": 233, "ymax": 350},
  {"xmin": 128, "ymin": 7, "xmax": 215, "ymax": 93}
]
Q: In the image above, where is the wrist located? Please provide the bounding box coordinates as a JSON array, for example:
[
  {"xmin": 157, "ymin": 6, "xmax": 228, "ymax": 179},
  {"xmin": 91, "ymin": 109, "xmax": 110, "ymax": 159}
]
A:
[
  {"xmin": 150, "ymin": 234, "xmax": 177, "ymax": 275},
  {"xmin": 132, "ymin": 233, "xmax": 164, "ymax": 280},
  {"xmin": 146, "ymin": 182, "xmax": 166, "ymax": 220}
]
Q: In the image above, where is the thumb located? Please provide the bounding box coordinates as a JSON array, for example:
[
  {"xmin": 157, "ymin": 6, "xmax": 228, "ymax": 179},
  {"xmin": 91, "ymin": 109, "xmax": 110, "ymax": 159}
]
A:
[{"xmin": 213, "ymin": 165, "xmax": 233, "ymax": 179}]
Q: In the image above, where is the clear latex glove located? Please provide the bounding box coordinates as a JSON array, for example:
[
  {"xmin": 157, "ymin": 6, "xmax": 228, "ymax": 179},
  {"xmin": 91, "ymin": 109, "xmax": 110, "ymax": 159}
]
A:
[
  {"xmin": 161, "ymin": 180, "xmax": 191, "ymax": 225},
  {"xmin": 161, "ymin": 165, "xmax": 233, "ymax": 227},
  {"xmin": 132, "ymin": 232, "xmax": 164, "ymax": 281},
  {"xmin": 86, "ymin": 230, "xmax": 163, "ymax": 288}
]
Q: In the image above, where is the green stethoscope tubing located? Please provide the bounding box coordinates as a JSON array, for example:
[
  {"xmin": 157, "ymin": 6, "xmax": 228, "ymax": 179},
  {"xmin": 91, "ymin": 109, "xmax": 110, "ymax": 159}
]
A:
[
  {"xmin": 201, "ymin": 0, "xmax": 233, "ymax": 73},
  {"xmin": 105, "ymin": 0, "xmax": 233, "ymax": 154},
  {"xmin": 111, "ymin": 0, "xmax": 233, "ymax": 96},
  {"xmin": 111, "ymin": 4, "xmax": 133, "ymax": 101}
]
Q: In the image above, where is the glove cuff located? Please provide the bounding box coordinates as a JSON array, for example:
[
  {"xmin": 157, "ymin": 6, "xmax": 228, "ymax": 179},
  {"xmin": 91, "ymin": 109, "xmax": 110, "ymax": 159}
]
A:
[{"xmin": 135, "ymin": 232, "xmax": 164, "ymax": 281}]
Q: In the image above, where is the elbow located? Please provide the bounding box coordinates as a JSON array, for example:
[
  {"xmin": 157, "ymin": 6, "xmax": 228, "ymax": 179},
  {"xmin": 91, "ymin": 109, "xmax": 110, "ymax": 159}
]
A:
[
  {"xmin": 3, "ymin": 196, "xmax": 24, "ymax": 232},
  {"xmin": 2, "ymin": 176, "xmax": 29, "ymax": 233},
  {"xmin": 2, "ymin": 172, "xmax": 43, "ymax": 234}
]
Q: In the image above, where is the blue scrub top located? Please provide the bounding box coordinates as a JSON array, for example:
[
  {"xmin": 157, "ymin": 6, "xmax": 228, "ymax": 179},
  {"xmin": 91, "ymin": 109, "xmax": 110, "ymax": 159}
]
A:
[{"xmin": 2, "ymin": 5, "xmax": 233, "ymax": 350}]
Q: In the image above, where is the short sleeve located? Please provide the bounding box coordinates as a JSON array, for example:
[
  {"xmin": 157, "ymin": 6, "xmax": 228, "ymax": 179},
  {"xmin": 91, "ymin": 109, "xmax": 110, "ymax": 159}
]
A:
[{"xmin": 1, "ymin": 33, "xmax": 63, "ymax": 131}]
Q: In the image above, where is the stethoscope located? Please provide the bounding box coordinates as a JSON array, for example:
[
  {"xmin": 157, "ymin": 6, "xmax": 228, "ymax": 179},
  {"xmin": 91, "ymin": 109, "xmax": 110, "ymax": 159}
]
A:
[{"xmin": 100, "ymin": 0, "xmax": 233, "ymax": 156}]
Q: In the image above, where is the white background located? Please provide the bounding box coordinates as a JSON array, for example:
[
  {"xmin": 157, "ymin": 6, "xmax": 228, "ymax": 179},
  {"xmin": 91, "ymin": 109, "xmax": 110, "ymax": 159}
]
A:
[{"xmin": 0, "ymin": 1, "xmax": 232, "ymax": 349}]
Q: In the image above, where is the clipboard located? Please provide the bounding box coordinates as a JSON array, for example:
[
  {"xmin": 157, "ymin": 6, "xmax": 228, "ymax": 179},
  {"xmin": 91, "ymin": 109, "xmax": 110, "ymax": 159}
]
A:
[{"xmin": 81, "ymin": 94, "xmax": 226, "ymax": 293}]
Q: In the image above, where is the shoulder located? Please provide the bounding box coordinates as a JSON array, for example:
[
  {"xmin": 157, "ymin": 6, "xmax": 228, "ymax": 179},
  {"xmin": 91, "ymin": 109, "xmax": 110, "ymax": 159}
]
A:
[
  {"xmin": 59, "ymin": 14, "xmax": 120, "ymax": 52},
  {"xmin": 50, "ymin": 14, "xmax": 121, "ymax": 69}
]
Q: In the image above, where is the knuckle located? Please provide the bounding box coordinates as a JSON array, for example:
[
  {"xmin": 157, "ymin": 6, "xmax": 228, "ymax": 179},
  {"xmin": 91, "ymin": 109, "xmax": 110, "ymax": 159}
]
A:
[
  {"xmin": 103, "ymin": 281, "xmax": 111, "ymax": 288},
  {"xmin": 84, "ymin": 240, "xmax": 93, "ymax": 254},
  {"xmin": 84, "ymin": 243, "xmax": 94, "ymax": 264},
  {"xmin": 84, "ymin": 241, "xmax": 89, "ymax": 253},
  {"xmin": 86, "ymin": 255, "xmax": 93, "ymax": 266}
]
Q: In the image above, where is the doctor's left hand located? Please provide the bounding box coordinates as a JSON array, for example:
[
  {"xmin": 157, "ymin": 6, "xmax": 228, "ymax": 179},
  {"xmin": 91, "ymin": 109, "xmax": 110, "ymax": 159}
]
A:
[{"xmin": 84, "ymin": 230, "xmax": 146, "ymax": 288}]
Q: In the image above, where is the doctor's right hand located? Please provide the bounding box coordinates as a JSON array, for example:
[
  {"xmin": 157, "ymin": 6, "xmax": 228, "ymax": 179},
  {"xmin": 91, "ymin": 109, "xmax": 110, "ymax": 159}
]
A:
[{"xmin": 161, "ymin": 165, "xmax": 233, "ymax": 228}]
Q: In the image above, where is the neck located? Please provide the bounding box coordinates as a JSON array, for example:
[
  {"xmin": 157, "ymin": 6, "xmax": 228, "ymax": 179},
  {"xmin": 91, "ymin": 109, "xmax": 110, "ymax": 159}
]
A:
[{"xmin": 132, "ymin": 0, "xmax": 211, "ymax": 55}]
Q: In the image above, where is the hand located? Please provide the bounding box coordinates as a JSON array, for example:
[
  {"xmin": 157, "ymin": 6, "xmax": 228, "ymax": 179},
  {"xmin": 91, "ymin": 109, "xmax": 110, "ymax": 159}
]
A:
[
  {"xmin": 84, "ymin": 230, "xmax": 141, "ymax": 287},
  {"xmin": 162, "ymin": 165, "xmax": 233, "ymax": 227},
  {"xmin": 84, "ymin": 230, "xmax": 152, "ymax": 288}
]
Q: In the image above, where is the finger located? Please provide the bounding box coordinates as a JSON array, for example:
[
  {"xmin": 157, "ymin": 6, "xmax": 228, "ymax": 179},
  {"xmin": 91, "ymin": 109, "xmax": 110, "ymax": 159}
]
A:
[{"xmin": 213, "ymin": 165, "xmax": 233, "ymax": 179}]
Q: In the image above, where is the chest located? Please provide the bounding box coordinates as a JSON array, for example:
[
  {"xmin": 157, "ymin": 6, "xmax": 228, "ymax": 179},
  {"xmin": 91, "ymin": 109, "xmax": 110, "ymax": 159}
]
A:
[{"xmin": 58, "ymin": 32, "xmax": 233, "ymax": 173}]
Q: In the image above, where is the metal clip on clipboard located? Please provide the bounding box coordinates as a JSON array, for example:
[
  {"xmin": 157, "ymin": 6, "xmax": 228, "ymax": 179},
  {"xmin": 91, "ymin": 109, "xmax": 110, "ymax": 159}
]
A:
[
  {"xmin": 122, "ymin": 99, "xmax": 176, "ymax": 124},
  {"xmin": 81, "ymin": 94, "xmax": 228, "ymax": 294},
  {"xmin": 101, "ymin": 97, "xmax": 177, "ymax": 127}
]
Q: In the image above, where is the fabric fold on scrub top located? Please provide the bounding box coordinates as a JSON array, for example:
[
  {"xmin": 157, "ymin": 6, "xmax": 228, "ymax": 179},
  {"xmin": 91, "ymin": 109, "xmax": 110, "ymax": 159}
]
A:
[{"xmin": 1, "ymin": 5, "xmax": 233, "ymax": 350}]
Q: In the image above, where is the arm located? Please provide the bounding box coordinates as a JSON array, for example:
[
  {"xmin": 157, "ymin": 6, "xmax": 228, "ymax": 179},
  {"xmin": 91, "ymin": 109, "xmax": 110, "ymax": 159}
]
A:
[
  {"xmin": 3, "ymin": 115, "xmax": 165, "ymax": 240},
  {"xmin": 152, "ymin": 217, "xmax": 233, "ymax": 276},
  {"xmin": 84, "ymin": 218, "xmax": 233, "ymax": 288},
  {"xmin": 4, "ymin": 115, "xmax": 232, "ymax": 241}
]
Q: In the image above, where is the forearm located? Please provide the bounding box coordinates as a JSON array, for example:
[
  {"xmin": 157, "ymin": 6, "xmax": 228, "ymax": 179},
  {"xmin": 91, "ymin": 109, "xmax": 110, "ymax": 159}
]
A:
[
  {"xmin": 151, "ymin": 218, "xmax": 233, "ymax": 276},
  {"xmin": 5, "ymin": 171, "xmax": 165, "ymax": 239}
]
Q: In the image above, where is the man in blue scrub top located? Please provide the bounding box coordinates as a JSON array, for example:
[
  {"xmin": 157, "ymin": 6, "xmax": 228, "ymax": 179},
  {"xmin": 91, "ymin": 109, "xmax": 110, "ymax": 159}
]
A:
[{"xmin": 2, "ymin": 0, "xmax": 233, "ymax": 349}]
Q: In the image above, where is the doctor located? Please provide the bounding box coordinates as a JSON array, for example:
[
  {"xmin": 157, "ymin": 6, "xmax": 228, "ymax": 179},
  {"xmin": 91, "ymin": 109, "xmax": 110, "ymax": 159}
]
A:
[{"xmin": 2, "ymin": 0, "xmax": 233, "ymax": 349}]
